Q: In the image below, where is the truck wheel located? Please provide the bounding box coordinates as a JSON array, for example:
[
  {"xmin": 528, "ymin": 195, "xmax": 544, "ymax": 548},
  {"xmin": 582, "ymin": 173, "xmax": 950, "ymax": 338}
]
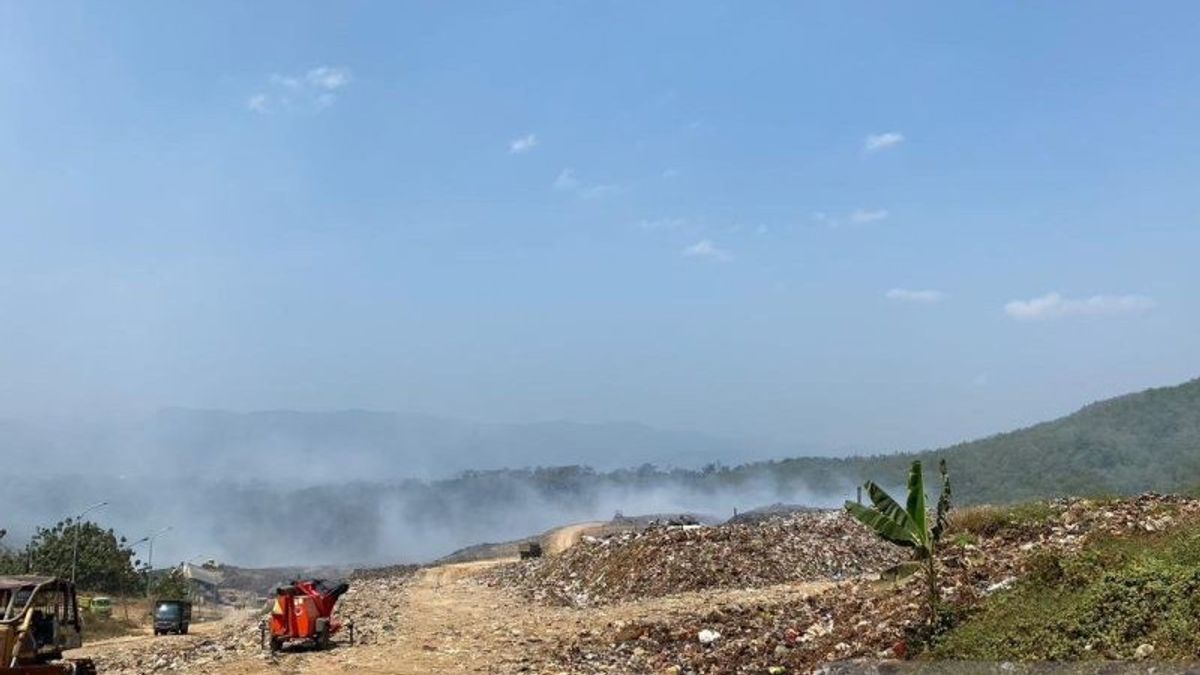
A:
[{"xmin": 181, "ymin": 624, "xmax": 189, "ymax": 635}]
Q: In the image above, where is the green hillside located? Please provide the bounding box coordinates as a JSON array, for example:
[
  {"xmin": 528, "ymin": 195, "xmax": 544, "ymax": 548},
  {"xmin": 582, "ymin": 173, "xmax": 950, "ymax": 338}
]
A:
[{"xmin": 767, "ymin": 377, "xmax": 1200, "ymax": 504}]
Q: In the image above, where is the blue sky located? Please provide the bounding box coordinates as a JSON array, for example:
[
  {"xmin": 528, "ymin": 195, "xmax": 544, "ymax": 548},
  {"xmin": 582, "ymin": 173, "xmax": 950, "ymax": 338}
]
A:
[{"xmin": 1, "ymin": 1, "xmax": 1197, "ymax": 454}]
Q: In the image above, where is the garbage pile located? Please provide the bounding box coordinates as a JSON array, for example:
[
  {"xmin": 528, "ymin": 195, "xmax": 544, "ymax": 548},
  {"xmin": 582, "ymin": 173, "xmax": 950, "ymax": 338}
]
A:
[
  {"xmin": 85, "ymin": 571, "xmax": 415, "ymax": 674},
  {"xmin": 351, "ymin": 562, "xmax": 421, "ymax": 580},
  {"xmin": 548, "ymin": 494, "xmax": 1200, "ymax": 674},
  {"xmin": 490, "ymin": 511, "xmax": 907, "ymax": 607}
]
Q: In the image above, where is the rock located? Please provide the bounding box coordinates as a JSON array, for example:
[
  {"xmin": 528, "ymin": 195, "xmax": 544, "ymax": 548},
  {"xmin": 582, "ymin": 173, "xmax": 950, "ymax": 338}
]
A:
[
  {"xmin": 698, "ymin": 629, "xmax": 721, "ymax": 645},
  {"xmin": 1135, "ymin": 643, "xmax": 1154, "ymax": 659}
]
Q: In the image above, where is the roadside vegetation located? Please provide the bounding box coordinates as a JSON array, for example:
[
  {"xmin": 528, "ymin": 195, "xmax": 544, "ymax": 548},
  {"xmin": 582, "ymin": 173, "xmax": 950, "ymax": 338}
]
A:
[
  {"xmin": 845, "ymin": 459, "xmax": 952, "ymax": 625},
  {"xmin": 933, "ymin": 509, "xmax": 1200, "ymax": 660}
]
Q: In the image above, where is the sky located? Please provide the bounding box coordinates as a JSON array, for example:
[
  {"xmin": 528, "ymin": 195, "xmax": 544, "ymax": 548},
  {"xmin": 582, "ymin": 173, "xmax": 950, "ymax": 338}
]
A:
[{"xmin": 1, "ymin": 1, "xmax": 1198, "ymax": 456}]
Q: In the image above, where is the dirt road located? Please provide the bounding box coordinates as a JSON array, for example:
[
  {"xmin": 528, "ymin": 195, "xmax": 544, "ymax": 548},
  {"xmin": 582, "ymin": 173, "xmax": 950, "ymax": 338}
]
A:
[
  {"xmin": 71, "ymin": 560, "xmax": 831, "ymax": 674},
  {"xmin": 68, "ymin": 521, "xmax": 834, "ymax": 673}
]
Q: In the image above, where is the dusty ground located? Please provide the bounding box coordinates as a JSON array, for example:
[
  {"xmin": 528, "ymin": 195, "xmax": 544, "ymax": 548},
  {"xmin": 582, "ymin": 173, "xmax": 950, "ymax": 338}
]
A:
[{"xmin": 68, "ymin": 533, "xmax": 832, "ymax": 674}]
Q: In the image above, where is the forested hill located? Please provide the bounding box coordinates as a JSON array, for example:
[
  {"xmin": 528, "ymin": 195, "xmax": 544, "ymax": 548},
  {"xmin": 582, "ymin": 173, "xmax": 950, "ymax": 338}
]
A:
[{"xmin": 757, "ymin": 377, "xmax": 1200, "ymax": 504}]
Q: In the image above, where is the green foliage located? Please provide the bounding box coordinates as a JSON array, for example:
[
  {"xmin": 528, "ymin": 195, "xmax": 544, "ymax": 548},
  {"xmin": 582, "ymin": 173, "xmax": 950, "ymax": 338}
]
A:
[
  {"xmin": 8, "ymin": 519, "xmax": 142, "ymax": 594},
  {"xmin": 151, "ymin": 568, "xmax": 191, "ymax": 600},
  {"xmin": 846, "ymin": 460, "xmax": 952, "ymax": 624},
  {"xmin": 846, "ymin": 460, "xmax": 951, "ymax": 555},
  {"xmin": 934, "ymin": 520, "xmax": 1200, "ymax": 660}
]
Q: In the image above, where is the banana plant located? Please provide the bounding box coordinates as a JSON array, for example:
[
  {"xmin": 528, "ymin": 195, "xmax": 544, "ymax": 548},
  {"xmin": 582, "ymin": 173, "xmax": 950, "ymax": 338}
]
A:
[{"xmin": 845, "ymin": 459, "xmax": 951, "ymax": 624}]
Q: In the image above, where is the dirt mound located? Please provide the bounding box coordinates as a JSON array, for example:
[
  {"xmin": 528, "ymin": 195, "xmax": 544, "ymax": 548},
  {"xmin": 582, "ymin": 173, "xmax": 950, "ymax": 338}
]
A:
[
  {"xmin": 490, "ymin": 510, "xmax": 906, "ymax": 607},
  {"xmin": 726, "ymin": 502, "xmax": 820, "ymax": 525},
  {"xmin": 548, "ymin": 494, "xmax": 1200, "ymax": 673}
]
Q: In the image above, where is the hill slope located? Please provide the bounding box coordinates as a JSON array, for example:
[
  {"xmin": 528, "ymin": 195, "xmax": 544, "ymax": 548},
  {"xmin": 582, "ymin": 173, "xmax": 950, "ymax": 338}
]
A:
[{"xmin": 761, "ymin": 377, "xmax": 1200, "ymax": 504}]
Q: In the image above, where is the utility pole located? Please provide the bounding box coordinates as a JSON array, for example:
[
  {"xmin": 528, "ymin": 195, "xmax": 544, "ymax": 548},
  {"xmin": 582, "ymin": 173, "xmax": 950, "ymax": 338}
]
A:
[
  {"xmin": 71, "ymin": 501, "xmax": 109, "ymax": 586},
  {"xmin": 132, "ymin": 527, "xmax": 172, "ymax": 598}
]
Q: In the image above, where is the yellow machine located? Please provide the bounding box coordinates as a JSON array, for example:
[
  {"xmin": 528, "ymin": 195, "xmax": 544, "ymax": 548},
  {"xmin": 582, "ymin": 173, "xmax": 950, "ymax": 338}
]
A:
[{"xmin": 0, "ymin": 576, "xmax": 95, "ymax": 674}]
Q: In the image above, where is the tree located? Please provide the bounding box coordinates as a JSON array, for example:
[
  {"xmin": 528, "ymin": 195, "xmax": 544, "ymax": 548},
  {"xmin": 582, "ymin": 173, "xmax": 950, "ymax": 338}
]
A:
[
  {"xmin": 845, "ymin": 459, "xmax": 951, "ymax": 625},
  {"xmin": 151, "ymin": 567, "xmax": 191, "ymax": 600},
  {"xmin": 17, "ymin": 520, "xmax": 142, "ymax": 594}
]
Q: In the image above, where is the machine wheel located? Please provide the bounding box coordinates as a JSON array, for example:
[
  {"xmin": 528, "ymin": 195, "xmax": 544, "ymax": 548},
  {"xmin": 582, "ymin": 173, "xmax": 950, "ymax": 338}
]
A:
[
  {"xmin": 70, "ymin": 658, "xmax": 98, "ymax": 675},
  {"xmin": 269, "ymin": 636, "xmax": 283, "ymax": 652},
  {"xmin": 316, "ymin": 625, "xmax": 331, "ymax": 650},
  {"xmin": 181, "ymin": 624, "xmax": 189, "ymax": 635}
]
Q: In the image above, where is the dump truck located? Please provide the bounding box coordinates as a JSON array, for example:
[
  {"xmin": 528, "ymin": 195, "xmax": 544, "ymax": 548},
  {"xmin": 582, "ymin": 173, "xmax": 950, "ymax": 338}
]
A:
[
  {"xmin": 518, "ymin": 542, "xmax": 543, "ymax": 559},
  {"xmin": 0, "ymin": 576, "xmax": 96, "ymax": 674},
  {"xmin": 153, "ymin": 599, "xmax": 192, "ymax": 635}
]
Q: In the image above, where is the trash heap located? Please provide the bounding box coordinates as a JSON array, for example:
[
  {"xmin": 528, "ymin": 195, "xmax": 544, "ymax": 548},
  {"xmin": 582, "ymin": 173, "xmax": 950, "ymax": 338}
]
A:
[
  {"xmin": 351, "ymin": 562, "xmax": 421, "ymax": 581},
  {"xmin": 549, "ymin": 494, "xmax": 1200, "ymax": 674},
  {"xmin": 490, "ymin": 511, "xmax": 907, "ymax": 607},
  {"xmin": 86, "ymin": 571, "xmax": 416, "ymax": 674}
]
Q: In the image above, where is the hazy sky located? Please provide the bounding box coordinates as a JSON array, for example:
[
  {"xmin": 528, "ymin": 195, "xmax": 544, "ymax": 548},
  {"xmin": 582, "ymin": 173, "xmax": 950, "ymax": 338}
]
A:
[{"xmin": 1, "ymin": 2, "xmax": 1197, "ymax": 455}]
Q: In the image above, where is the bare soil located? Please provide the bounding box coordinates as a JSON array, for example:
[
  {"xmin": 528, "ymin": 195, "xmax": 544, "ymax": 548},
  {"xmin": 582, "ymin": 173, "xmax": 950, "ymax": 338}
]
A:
[{"xmin": 67, "ymin": 526, "xmax": 832, "ymax": 674}]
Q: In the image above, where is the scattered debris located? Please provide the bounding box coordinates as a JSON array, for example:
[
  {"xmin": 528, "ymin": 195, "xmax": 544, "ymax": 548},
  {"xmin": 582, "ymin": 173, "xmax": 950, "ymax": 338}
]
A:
[
  {"xmin": 543, "ymin": 494, "xmax": 1200, "ymax": 673},
  {"xmin": 489, "ymin": 511, "xmax": 907, "ymax": 606},
  {"xmin": 79, "ymin": 571, "xmax": 417, "ymax": 673}
]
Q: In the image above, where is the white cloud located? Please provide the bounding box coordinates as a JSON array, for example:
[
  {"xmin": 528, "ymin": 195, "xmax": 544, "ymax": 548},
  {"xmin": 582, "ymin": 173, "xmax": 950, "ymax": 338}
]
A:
[
  {"xmin": 579, "ymin": 183, "xmax": 623, "ymax": 199},
  {"xmin": 306, "ymin": 66, "xmax": 352, "ymax": 90},
  {"xmin": 1004, "ymin": 292, "xmax": 1156, "ymax": 320},
  {"xmin": 553, "ymin": 168, "xmax": 580, "ymax": 191},
  {"xmin": 850, "ymin": 208, "xmax": 889, "ymax": 224},
  {"xmin": 509, "ymin": 133, "xmax": 538, "ymax": 154},
  {"xmin": 552, "ymin": 168, "xmax": 622, "ymax": 199},
  {"xmin": 812, "ymin": 212, "xmax": 840, "ymax": 229},
  {"xmin": 814, "ymin": 208, "xmax": 889, "ymax": 229},
  {"xmin": 637, "ymin": 218, "xmax": 687, "ymax": 230},
  {"xmin": 247, "ymin": 65, "xmax": 352, "ymax": 114},
  {"xmin": 864, "ymin": 132, "xmax": 905, "ymax": 152},
  {"xmin": 886, "ymin": 288, "xmax": 947, "ymax": 304},
  {"xmin": 246, "ymin": 93, "xmax": 270, "ymax": 113},
  {"xmin": 681, "ymin": 239, "xmax": 731, "ymax": 261}
]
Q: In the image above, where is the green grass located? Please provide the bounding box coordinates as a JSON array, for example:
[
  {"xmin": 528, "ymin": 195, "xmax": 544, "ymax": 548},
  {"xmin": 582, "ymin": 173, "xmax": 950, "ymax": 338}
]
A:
[
  {"xmin": 949, "ymin": 501, "xmax": 1060, "ymax": 538},
  {"xmin": 932, "ymin": 519, "xmax": 1200, "ymax": 660}
]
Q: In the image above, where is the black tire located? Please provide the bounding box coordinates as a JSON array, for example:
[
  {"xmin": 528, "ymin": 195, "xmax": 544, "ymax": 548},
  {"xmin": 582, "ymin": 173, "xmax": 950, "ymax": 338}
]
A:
[
  {"xmin": 269, "ymin": 636, "xmax": 283, "ymax": 652},
  {"xmin": 181, "ymin": 624, "xmax": 189, "ymax": 635}
]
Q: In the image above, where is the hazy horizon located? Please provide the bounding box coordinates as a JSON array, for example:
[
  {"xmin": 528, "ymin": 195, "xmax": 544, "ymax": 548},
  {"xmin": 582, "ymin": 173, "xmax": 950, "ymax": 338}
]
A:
[{"xmin": 2, "ymin": 2, "xmax": 1199, "ymax": 567}]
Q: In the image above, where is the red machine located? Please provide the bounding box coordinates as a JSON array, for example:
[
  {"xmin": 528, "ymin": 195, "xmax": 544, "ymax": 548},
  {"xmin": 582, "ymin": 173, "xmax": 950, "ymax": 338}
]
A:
[{"xmin": 262, "ymin": 579, "xmax": 353, "ymax": 651}]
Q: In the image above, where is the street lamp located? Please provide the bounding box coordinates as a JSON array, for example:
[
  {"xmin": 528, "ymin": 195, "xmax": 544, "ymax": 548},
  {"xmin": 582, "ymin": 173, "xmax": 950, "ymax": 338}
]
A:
[
  {"xmin": 70, "ymin": 501, "xmax": 109, "ymax": 585},
  {"xmin": 131, "ymin": 527, "xmax": 172, "ymax": 598}
]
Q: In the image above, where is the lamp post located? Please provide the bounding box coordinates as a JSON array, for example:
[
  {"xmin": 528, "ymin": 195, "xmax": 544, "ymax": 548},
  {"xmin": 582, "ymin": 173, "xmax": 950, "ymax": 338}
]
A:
[
  {"xmin": 70, "ymin": 501, "xmax": 109, "ymax": 585},
  {"xmin": 131, "ymin": 527, "xmax": 172, "ymax": 598}
]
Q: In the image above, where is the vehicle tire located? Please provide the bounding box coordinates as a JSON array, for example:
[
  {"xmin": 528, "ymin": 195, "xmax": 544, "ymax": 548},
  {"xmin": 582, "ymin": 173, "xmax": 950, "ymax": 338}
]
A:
[
  {"xmin": 181, "ymin": 624, "xmax": 189, "ymax": 635},
  {"xmin": 316, "ymin": 625, "xmax": 330, "ymax": 650},
  {"xmin": 269, "ymin": 636, "xmax": 283, "ymax": 652}
]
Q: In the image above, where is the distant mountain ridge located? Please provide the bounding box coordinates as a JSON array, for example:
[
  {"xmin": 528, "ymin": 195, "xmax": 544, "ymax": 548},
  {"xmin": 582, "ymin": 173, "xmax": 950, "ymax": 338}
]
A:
[
  {"xmin": 3, "ymin": 378, "xmax": 1197, "ymax": 566},
  {"xmin": 0, "ymin": 407, "xmax": 804, "ymax": 483},
  {"xmin": 756, "ymin": 377, "xmax": 1200, "ymax": 504}
]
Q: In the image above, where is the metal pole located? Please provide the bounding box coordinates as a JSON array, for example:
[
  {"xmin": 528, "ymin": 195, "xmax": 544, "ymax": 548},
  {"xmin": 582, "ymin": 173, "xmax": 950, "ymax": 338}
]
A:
[
  {"xmin": 139, "ymin": 526, "xmax": 172, "ymax": 598},
  {"xmin": 146, "ymin": 539, "xmax": 153, "ymax": 598},
  {"xmin": 70, "ymin": 501, "xmax": 108, "ymax": 586}
]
